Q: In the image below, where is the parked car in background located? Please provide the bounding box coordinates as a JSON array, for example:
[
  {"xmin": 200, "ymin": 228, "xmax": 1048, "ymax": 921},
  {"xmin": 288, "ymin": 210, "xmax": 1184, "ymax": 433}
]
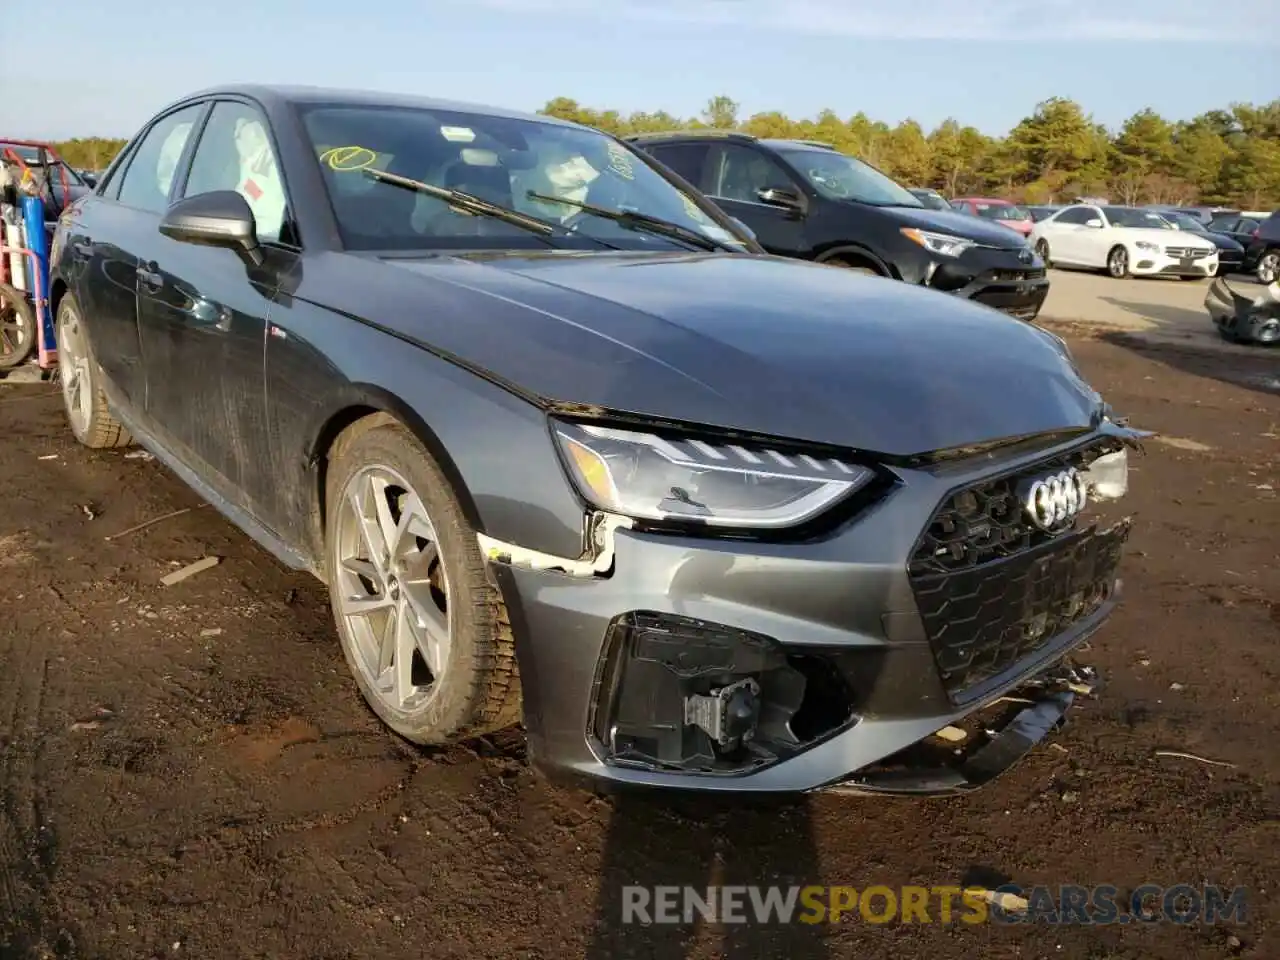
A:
[
  {"xmin": 628, "ymin": 130, "xmax": 1049, "ymax": 320},
  {"xmin": 1206, "ymin": 212, "xmax": 1261, "ymax": 247},
  {"xmin": 50, "ymin": 84, "xmax": 1145, "ymax": 795},
  {"xmin": 1030, "ymin": 204, "xmax": 1217, "ymax": 280},
  {"xmin": 949, "ymin": 197, "xmax": 1035, "ymax": 238},
  {"xmin": 1142, "ymin": 205, "xmax": 1235, "ymax": 226},
  {"xmin": 908, "ymin": 187, "xmax": 949, "ymax": 210},
  {"xmin": 1027, "ymin": 205, "xmax": 1063, "ymax": 222},
  {"xmin": 0, "ymin": 141, "xmax": 93, "ymax": 220},
  {"xmin": 1244, "ymin": 211, "xmax": 1280, "ymax": 283},
  {"xmin": 1156, "ymin": 211, "xmax": 1246, "ymax": 275}
]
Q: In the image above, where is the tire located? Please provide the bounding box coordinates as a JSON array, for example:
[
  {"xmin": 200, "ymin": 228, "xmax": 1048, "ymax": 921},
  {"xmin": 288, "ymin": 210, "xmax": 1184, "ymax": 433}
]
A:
[
  {"xmin": 0, "ymin": 282, "xmax": 36, "ymax": 371},
  {"xmin": 1179, "ymin": 275, "xmax": 1205, "ymax": 282},
  {"xmin": 1034, "ymin": 239, "xmax": 1051, "ymax": 268},
  {"xmin": 324, "ymin": 418, "xmax": 522, "ymax": 745},
  {"xmin": 55, "ymin": 293, "xmax": 133, "ymax": 449},
  {"xmin": 1257, "ymin": 250, "xmax": 1279, "ymax": 285},
  {"xmin": 824, "ymin": 257, "xmax": 884, "ymax": 277},
  {"xmin": 1106, "ymin": 245, "xmax": 1130, "ymax": 279}
]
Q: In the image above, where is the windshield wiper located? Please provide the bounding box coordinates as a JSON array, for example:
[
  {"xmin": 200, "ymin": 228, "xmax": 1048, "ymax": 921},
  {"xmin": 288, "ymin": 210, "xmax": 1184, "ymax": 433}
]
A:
[
  {"xmin": 363, "ymin": 168, "xmax": 570, "ymax": 241},
  {"xmin": 525, "ymin": 191, "xmax": 735, "ymax": 252}
]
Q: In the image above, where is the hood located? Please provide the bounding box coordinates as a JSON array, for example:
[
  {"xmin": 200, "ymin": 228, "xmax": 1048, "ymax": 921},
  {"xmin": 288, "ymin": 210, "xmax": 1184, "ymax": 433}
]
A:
[
  {"xmin": 1203, "ymin": 231, "xmax": 1245, "ymax": 253},
  {"xmin": 1122, "ymin": 227, "xmax": 1215, "ymax": 250},
  {"xmin": 862, "ymin": 204, "xmax": 1029, "ymax": 249},
  {"xmin": 331, "ymin": 251, "xmax": 1103, "ymax": 459}
]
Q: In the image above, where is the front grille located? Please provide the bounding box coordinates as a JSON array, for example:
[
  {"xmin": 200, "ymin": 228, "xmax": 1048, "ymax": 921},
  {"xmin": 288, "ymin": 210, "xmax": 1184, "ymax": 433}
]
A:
[
  {"xmin": 1165, "ymin": 247, "xmax": 1212, "ymax": 260},
  {"xmin": 988, "ymin": 267, "xmax": 1047, "ymax": 282},
  {"xmin": 908, "ymin": 438, "xmax": 1127, "ymax": 703}
]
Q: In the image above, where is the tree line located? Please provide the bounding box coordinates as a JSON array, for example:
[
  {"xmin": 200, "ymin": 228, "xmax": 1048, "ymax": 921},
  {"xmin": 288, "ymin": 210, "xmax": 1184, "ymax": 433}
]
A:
[
  {"xmin": 540, "ymin": 95, "xmax": 1280, "ymax": 210},
  {"xmin": 45, "ymin": 94, "xmax": 1280, "ymax": 210}
]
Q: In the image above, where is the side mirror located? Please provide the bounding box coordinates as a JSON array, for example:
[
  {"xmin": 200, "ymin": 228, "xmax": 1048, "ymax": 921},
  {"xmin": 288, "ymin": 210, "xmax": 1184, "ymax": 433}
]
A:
[
  {"xmin": 729, "ymin": 216, "xmax": 757, "ymax": 242},
  {"xmin": 81, "ymin": 173, "xmax": 98, "ymax": 188},
  {"xmin": 1085, "ymin": 218, "xmax": 1103, "ymax": 228},
  {"xmin": 159, "ymin": 190, "xmax": 264, "ymax": 267},
  {"xmin": 756, "ymin": 185, "xmax": 804, "ymax": 211}
]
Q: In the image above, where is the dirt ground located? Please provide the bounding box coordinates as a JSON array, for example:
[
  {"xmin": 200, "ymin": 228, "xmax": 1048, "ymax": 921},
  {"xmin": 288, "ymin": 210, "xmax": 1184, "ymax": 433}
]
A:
[{"xmin": 1, "ymin": 280, "xmax": 1278, "ymax": 959}]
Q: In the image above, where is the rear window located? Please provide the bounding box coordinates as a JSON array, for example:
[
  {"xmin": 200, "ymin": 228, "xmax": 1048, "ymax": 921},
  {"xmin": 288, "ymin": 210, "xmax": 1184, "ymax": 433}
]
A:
[{"xmin": 975, "ymin": 202, "xmax": 1030, "ymax": 222}]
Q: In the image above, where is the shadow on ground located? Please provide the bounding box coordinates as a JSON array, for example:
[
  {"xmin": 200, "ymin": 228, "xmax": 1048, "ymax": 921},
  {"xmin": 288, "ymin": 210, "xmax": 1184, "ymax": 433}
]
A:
[
  {"xmin": 1047, "ymin": 296, "xmax": 1280, "ymax": 401},
  {"xmin": 586, "ymin": 792, "xmax": 830, "ymax": 959}
]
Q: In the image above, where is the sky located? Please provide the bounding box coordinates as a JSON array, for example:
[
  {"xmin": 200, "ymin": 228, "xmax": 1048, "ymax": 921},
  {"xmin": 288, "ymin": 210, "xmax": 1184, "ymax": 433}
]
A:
[{"xmin": 4, "ymin": 0, "xmax": 1276, "ymax": 141}]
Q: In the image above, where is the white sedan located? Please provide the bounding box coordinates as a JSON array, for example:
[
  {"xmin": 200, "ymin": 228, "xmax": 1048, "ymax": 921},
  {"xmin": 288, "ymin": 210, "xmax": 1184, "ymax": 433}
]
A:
[{"xmin": 1030, "ymin": 204, "xmax": 1218, "ymax": 280}]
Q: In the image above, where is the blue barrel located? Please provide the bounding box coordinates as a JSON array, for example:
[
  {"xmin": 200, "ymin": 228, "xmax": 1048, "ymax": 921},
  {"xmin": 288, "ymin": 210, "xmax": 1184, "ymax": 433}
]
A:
[{"xmin": 19, "ymin": 195, "xmax": 54, "ymax": 349}]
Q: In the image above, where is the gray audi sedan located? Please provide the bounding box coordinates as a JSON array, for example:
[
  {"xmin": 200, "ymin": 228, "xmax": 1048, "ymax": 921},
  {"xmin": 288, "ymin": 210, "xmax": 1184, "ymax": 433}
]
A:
[{"xmin": 49, "ymin": 84, "xmax": 1146, "ymax": 795}]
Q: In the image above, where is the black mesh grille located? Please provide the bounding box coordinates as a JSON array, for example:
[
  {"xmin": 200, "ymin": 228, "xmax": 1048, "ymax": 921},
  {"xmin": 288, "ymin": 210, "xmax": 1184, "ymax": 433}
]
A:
[{"xmin": 908, "ymin": 438, "xmax": 1128, "ymax": 703}]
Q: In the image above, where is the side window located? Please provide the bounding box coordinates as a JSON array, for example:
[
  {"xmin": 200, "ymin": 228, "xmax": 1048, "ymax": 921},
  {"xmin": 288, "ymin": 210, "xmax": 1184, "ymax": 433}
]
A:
[
  {"xmin": 1238, "ymin": 218, "xmax": 1259, "ymax": 234},
  {"xmin": 182, "ymin": 101, "xmax": 288, "ymax": 243},
  {"xmin": 950, "ymin": 201, "xmax": 968, "ymax": 212},
  {"xmin": 709, "ymin": 144, "xmax": 794, "ymax": 202},
  {"xmin": 644, "ymin": 143, "xmax": 710, "ymax": 189},
  {"xmin": 1055, "ymin": 207, "xmax": 1089, "ymax": 226},
  {"xmin": 115, "ymin": 105, "xmax": 205, "ymax": 215}
]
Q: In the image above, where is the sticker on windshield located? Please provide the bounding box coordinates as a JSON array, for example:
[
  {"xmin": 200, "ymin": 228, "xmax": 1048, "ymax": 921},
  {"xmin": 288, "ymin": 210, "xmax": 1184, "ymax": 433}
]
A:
[
  {"xmin": 440, "ymin": 126, "xmax": 476, "ymax": 142},
  {"xmin": 319, "ymin": 146, "xmax": 378, "ymax": 171},
  {"xmin": 605, "ymin": 141, "xmax": 635, "ymax": 181},
  {"xmin": 680, "ymin": 193, "xmax": 706, "ymax": 222}
]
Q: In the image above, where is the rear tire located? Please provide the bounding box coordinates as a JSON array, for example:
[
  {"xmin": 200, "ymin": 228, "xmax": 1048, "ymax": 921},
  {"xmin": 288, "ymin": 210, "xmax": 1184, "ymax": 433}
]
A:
[
  {"xmin": 323, "ymin": 418, "xmax": 522, "ymax": 745},
  {"xmin": 55, "ymin": 293, "xmax": 133, "ymax": 449},
  {"xmin": 0, "ymin": 282, "xmax": 36, "ymax": 371}
]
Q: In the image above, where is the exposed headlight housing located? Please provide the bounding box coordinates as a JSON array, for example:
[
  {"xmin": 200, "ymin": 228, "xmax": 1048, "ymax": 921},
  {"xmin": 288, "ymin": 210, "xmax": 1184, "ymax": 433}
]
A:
[
  {"xmin": 1135, "ymin": 241, "xmax": 1160, "ymax": 252},
  {"xmin": 553, "ymin": 421, "xmax": 874, "ymax": 529},
  {"xmin": 900, "ymin": 227, "xmax": 974, "ymax": 258}
]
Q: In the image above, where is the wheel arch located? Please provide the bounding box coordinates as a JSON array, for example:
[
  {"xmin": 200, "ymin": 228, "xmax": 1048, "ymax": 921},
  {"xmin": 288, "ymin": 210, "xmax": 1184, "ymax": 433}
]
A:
[
  {"xmin": 304, "ymin": 385, "xmax": 485, "ymax": 565},
  {"xmin": 814, "ymin": 243, "xmax": 898, "ymax": 278}
]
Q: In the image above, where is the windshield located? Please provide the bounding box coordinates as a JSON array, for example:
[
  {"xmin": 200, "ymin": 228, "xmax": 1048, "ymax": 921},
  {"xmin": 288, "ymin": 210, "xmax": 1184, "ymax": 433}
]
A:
[
  {"xmin": 298, "ymin": 105, "xmax": 750, "ymax": 252},
  {"xmin": 911, "ymin": 189, "xmax": 950, "ymax": 211},
  {"xmin": 975, "ymin": 202, "xmax": 1031, "ymax": 222},
  {"xmin": 1103, "ymin": 207, "xmax": 1174, "ymax": 229},
  {"xmin": 777, "ymin": 149, "xmax": 921, "ymax": 207}
]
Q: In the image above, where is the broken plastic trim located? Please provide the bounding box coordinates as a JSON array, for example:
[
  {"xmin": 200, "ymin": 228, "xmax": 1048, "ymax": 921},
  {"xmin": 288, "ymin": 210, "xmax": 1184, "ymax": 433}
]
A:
[{"xmin": 477, "ymin": 512, "xmax": 634, "ymax": 578}]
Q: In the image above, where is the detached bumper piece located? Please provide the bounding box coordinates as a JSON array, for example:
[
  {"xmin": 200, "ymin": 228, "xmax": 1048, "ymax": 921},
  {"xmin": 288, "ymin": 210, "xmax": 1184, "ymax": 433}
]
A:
[
  {"xmin": 1205, "ymin": 276, "xmax": 1280, "ymax": 345},
  {"xmin": 588, "ymin": 613, "xmax": 864, "ymax": 776},
  {"xmin": 824, "ymin": 661, "xmax": 1100, "ymax": 797}
]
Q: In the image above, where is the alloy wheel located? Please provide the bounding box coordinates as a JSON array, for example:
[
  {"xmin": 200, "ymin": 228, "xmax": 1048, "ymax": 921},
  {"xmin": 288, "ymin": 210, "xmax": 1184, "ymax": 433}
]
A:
[
  {"xmin": 333, "ymin": 464, "xmax": 452, "ymax": 714},
  {"xmin": 57, "ymin": 304, "xmax": 94, "ymax": 437},
  {"xmin": 1258, "ymin": 252, "xmax": 1279, "ymax": 285},
  {"xmin": 1108, "ymin": 247, "xmax": 1128, "ymax": 278}
]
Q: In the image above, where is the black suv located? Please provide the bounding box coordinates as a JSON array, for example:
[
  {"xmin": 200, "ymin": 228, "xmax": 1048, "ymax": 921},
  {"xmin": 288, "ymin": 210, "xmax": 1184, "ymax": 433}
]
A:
[
  {"xmin": 1242, "ymin": 211, "xmax": 1279, "ymax": 284},
  {"xmin": 627, "ymin": 131, "xmax": 1049, "ymax": 320}
]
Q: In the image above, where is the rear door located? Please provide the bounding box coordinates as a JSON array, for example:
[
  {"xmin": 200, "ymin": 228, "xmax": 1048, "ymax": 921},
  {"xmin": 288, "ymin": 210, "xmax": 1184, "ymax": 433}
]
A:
[
  {"xmin": 702, "ymin": 143, "xmax": 807, "ymax": 256},
  {"xmin": 64, "ymin": 103, "xmax": 206, "ymax": 413},
  {"xmin": 136, "ymin": 97, "xmax": 298, "ymax": 526},
  {"xmin": 1043, "ymin": 206, "xmax": 1096, "ymax": 264}
]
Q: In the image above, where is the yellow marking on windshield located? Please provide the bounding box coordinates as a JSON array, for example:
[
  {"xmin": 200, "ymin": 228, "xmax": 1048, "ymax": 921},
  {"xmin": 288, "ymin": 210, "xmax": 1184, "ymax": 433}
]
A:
[{"xmin": 319, "ymin": 146, "xmax": 378, "ymax": 171}]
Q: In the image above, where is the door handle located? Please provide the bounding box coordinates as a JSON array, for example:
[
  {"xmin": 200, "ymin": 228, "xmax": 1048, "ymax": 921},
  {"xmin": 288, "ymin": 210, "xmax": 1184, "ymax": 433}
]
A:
[{"xmin": 137, "ymin": 262, "xmax": 164, "ymax": 291}]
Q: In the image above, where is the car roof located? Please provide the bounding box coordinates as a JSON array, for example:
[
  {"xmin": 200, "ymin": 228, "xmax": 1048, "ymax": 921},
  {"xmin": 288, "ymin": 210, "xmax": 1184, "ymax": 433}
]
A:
[
  {"xmin": 155, "ymin": 83, "xmax": 584, "ymax": 130},
  {"xmin": 955, "ymin": 197, "xmax": 1014, "ymax": 204}
]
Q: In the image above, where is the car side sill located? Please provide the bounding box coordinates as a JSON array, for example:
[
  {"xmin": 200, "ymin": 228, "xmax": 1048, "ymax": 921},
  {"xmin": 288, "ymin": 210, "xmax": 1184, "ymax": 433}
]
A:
[{"xmin": 105, "ymin": 392, "xmax": 317, "ymax": 577}]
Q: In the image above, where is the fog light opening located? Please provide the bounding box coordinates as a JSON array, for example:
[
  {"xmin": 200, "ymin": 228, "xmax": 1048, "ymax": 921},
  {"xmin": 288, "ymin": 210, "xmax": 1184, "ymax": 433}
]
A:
[{"xmin": 590, "ymin": 613, "xmax": 858, "ymax": 775}]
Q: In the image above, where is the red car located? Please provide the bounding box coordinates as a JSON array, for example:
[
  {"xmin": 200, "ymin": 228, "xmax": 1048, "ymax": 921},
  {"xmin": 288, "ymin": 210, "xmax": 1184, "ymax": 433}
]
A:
[{"xmin": 950, "ymin": 197, "xmax": 1035, "ymax": 238}]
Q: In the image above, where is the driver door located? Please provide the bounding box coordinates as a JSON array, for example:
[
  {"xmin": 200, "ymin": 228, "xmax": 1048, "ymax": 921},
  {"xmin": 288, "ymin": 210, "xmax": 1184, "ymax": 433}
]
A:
[{"xmin": 702, "ymin": 143, "xmax": 807, "ymax": 257}]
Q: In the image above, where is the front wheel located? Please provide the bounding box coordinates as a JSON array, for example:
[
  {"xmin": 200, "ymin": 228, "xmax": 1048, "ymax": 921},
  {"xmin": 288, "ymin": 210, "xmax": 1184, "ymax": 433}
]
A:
[
  {"xmin": 55, "ymin": 294, "xmax": 133, "ymax": 448},
  {"xmin": 1106, "ymin": 245, "xmax": 1130, "ymax": 279},
  {"xmin": 324, "ymin": 418, "xmax": 522, "ymax": 745},
  {"xmin": 1034, "ymin": 239, "xmax": 1051, "ymax": 268},
  {"xmin": 1256, "ymin": 251, "xmax": 1279, "ymax": 285}
]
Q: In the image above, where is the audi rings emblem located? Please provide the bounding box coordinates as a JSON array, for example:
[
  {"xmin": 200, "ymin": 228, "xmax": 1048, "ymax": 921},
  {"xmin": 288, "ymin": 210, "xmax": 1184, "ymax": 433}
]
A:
[{"xmin": 1019, "ymin": 468, "xmax": 1087, "ymax": 530}]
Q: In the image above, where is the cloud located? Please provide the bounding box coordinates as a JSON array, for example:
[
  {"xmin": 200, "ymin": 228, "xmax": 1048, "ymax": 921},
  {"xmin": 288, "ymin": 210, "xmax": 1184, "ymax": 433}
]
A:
[{"xmin": 445, "ymin": 0, "xmax": 1270, "ymax": 42}]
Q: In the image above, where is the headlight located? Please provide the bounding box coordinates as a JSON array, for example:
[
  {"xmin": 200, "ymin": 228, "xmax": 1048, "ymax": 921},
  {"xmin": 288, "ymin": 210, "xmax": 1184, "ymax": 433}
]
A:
[
  {"xmin": 553, "ymin": 422, "xmax": 875, "ymax": 529},
  {"xmin": 1135, "ymin": 241, "xmax": 1160, "ymax": 252},
  {"xmin": 900, "ymin": 227, "xmax": 974, "ymax": 258}
]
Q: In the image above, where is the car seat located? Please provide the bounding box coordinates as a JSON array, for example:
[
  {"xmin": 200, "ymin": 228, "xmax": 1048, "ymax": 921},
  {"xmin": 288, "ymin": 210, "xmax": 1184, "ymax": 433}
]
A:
[{"xmin": 420, "ymin": 160, "xmax": 515, "ymax": 237}]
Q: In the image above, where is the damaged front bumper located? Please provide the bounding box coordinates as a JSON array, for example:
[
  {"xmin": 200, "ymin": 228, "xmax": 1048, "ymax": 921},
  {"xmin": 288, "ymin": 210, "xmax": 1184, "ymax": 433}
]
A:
[
  {"xmin": 485, "ymin": 429, "xmax": 1136, "ymax": 796},
  {"xmin": 823, "ymin": 661, "xmax": 1100, "ymax": 797}
]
